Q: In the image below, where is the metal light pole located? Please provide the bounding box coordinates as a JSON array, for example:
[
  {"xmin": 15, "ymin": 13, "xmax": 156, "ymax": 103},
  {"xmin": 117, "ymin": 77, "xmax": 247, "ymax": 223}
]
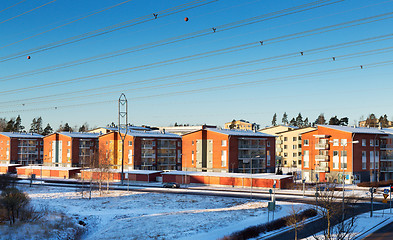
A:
[
  {"xmin": 341, "ymin": 140, "xmax": 358, "ymax": 222},
  {"xmin": 118, "ymin": 93, "xmax": 128, "ymax": 185}
]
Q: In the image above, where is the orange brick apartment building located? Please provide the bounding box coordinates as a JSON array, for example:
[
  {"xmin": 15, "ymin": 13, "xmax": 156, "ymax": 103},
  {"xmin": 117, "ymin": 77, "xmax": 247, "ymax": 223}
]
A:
[
  {"xmin": 301, "ymin": 125, "xmax": 387, "ymax": 183},
  {"xmin": 0, "ymin": 132, "xmax": 43, "ymax": 165},
  {"xmin": 182, "ymin": 128, "xmax": 276, "ymax": 173},
  {"xmin": 99, "ymin": 130, "xmax": 182, "ymax": 171},
  {"xmin": 43, "ymin": 132, "xmax": 99, "ymax": 167}
]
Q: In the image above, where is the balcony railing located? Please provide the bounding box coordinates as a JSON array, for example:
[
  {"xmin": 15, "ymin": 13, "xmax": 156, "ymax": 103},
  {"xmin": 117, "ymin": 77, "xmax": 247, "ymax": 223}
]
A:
[
  {"xmin": 157, "ymin": 154, "xmax": 175, "ymax": 157},
  {"xmin": 381, "ymin": 144, "xmax": 393, "ymax": 149},
  {"xmin": 141, "ymin": 144, "xmax": 154, "ymax": 149},
  {"xmin": 380, "ymin": 167, "xmax": 393, "ymax": 172},
  {"xmin": 315, "ymin": 166, "xmax": 330, "ymax": 172},
  {"xmin": 157, "ymin": 144, "xmax": 176, "ymax": 149},
  {"xmin": 315, "ymin": 155, "xmax": 330, "ymax": 161},
  {"xmin": 315, "ymin": 144, "xmax": 329, "ymax": 150},
  {"xmin": 380, "ymin": 156, "xmax": 393, "ymax": 161},
  {"xmin": 239, "ymin": 145, "xmax": 266, "ymax": 150},
  {"xmin": 141, "ymin": 154, "xmax": 155, "ymax": 158}
]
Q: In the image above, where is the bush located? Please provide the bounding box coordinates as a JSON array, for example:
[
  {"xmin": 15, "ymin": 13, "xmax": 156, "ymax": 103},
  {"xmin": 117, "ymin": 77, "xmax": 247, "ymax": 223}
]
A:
[
  {"xmin": 0, "ymin": 187, "xmax": 30, "ymax": 225},
  {"xmin": 220, "ymin": 208, "xmax": 317, "ymax": 240},
  {"xmin": 357, "ymin": 180, "xmax": 393, "ymax": 188},
  {"xmin": 0, "ymin": 174, "xmax": 17, "ymax": 191}
]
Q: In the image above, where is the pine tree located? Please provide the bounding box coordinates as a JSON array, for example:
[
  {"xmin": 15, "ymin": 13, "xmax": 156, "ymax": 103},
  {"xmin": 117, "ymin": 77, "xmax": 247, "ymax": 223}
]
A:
[
  {"xmin": 290, "ymin": 117, "xmax": 297, "ymax": 126},
  {"xmin": 36, "ymin": 117, "xmax": 43, "ymax": 134},
  {"xmin": 62, "ymin": 123, "xmax": 72, "ymax": 132},
  {"xmin": 296, "ymin": 113, "xmax": 303, "ymax": 128},
  {"xmin": 29, "ymin": 118, "xmax": 37, "ymax": 133},
  {"xmin": 329, "ymin": 116, "xmax": 340, "ymax": 125},
  {"xmin": 272, "ymin": 113, "xmax": 277, "ymax": 126},
  {"xmin": 4, "ymin": 118, "xmax": 15, "ymax": 132},
  {"xmin": 304, "ymin": 117, "xmax": 309, "ymax": 127},
  {"xmin": 14, "ymin": 115, "xmax": 24, "ymax": 132},
  {"xmin": 339, "ymin": 117, "xmax": 349, "ymax": 126},
  {"xmin": 42, "ymin": 124, "xmax": 53, "ymax": 136},
  {"xmin": 79, "ymin": 125, "xmax": 87, "ymax": 132},
  {"xmin": 315, "ymin": 113, "xmax": 326, "ymax": 125},
  {"xmin": 282, "ymin": 112, "xmax": 288, "ymax": 125}
]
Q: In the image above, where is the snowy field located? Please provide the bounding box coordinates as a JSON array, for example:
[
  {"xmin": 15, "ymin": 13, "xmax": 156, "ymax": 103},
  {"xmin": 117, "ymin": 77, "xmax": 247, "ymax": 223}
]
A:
[{"xmin": 0, "ymin": 185, "xmax": 311, "ymax": 240}]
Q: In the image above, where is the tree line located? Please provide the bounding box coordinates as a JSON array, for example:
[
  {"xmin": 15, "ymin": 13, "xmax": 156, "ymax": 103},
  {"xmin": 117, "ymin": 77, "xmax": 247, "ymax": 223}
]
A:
[
  {"xmin": 271, "ymin": 112, "xmax": 349, "ymax": 128},
  {"xmin": 0, "ymin": 116, "xmax": 90, "ymax": 136}
]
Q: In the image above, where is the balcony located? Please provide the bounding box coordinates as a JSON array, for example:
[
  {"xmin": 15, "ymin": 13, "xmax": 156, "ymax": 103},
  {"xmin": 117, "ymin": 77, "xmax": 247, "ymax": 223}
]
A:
[
  {"xmin": 157, "ymin": 154, "xmax": 175, "ymax": 158},
  {"xmin": 239, "ymin": 145, "xmax": 265, "ymax": 150},
  {"xmin": 276, "ymin": 140, "xmax": 283, "ymax": 144},
  {"xmin": 141, "ymin": 154, "xmax": 155, "ymax": 158},
  {"xmin": 381, "ymin": 144, "xmax": 393, "ymax": 149},
  {"xmin": 276, "ymin": 148, "xmax": 283, "ymax": 153},
  {"xmin": 315, "ymin": 155, "xmax": 330, "ymax": 161},
  {"xmin": 141, "ymin": 144, "xmax": 154, "ymax": 149},
  {"xmin": 315, "ymin": 144, "xmax": 329, "ymax": 150},
  {"xmin": 315, "ymin": 166, "xmax": 330, "ymax": 172},
  {"xmin": 157, "ymin": 144, "xmax": 176, "ymax": 149},
  {"xmin": 380, "ymin": 167, "xmax": 393, "ymax": 172}
]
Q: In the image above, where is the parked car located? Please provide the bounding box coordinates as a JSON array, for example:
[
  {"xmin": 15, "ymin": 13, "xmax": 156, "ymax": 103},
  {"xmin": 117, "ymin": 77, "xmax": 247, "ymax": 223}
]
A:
[{"xmin": 163, "ymin": 182, "xmax": 180, "ymax": 188}]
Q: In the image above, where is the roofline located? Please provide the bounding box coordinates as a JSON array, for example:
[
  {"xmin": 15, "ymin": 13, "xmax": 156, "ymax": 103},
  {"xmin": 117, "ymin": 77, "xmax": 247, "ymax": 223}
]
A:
[
  {"xmin": 317, "ymin": 125, "xmax": 387, "ymax": 135},
  {"xmin": 275, "ymin": 127, "xmax": 316, "ymax": 134}
]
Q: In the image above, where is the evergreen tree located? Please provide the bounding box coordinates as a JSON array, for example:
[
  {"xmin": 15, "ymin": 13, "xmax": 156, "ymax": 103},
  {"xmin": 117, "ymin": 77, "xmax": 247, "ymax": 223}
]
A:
[
  {"xmin": 289, "ymin": 117, "xmax": 297, "ymax": 126},
  {"xmin": 304, "ymin": 117, "xmax": 309, "ymax": 127},
  {"xmin": 29, "ymin": 118, "xmax": 37, "ymax": 133},
  {"xmin": 282, "ymin": 112, "xmax": 288, "ymax": 125},
  {"xmin": 329, "ymin": 116, "xmax": 340, "ymax": 125},
  {"xmin": 4, "ymin": 118, "xmax": 15, "ymax": 132},
  {"xmin": 272, "ymin": 113, "xmax": 277, "ymax": 126},
  {"xmin": 62, "ymin": 123, "xmax": 72, "ymax": 132},
  {"xmin": 14, "ymin": 115, "xmax": 24, "ymax": 132},
  {"xmin": 229, "ymin": 119, "xmax": 236, "ymax": 129},
  {"xmin": 42, "ymin": 124, "xmax": 53, "ymax": 136},
  {"xmin": 339, "ymin": 117, "xmax": 349, "ymax": 126},
  {"xmin": 296, "ymin": 113, "xmax": 303, "ymax": 128},
  {"xmin": 36, "ymin": 117, "xmax": 43, "ymax": 134},
  {"xmin": 79, "ymin": 125, "xmax": 87, "ymax": 132},
  {"xmin": 315, "ymin": 113, "xmax": 326, "ymax": 125}
]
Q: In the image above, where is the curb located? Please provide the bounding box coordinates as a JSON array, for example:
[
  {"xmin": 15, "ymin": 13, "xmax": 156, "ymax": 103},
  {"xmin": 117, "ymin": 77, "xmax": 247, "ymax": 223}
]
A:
[{"xmin": 352, "ymin": 216, "xmax": 393, "ymax": 240}]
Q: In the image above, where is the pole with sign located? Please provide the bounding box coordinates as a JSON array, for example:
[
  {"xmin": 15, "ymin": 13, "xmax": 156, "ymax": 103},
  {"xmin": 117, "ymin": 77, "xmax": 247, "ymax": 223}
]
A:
[{"xmin": 303, "ymin": 179, "xmax": 305, "ymax": 197}]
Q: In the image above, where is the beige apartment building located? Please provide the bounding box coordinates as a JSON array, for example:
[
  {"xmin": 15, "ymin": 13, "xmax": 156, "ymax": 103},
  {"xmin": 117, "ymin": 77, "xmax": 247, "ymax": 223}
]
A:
[
  {"xmin": 224, "ymin": 120, "xmax": 257, "ymax": 131},
  {"xmin": 260, "ymin": 126, "xmax": 315, "ymax": 176}
]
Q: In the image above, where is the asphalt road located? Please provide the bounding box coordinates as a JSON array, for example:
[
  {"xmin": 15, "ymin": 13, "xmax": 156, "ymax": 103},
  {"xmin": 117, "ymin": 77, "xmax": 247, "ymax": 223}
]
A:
[{"xmin": 363, "ymin": 221, "xmax": 393, "ymax": 240}]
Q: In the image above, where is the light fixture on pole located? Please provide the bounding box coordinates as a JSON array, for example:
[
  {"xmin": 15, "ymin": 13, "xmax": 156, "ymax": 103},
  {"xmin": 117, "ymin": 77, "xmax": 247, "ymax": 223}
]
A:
[{"xmin": 118, "ymin": 93, "xmax": 128, "ymax": 185}]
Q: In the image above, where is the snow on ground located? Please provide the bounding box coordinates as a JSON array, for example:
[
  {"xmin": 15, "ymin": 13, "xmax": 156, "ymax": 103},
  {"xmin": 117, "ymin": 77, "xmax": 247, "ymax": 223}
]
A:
[
  {"xmin": 302, "ymin": 210, "xmax": 393, "ymax": 240},
  {"xmin": 13, "ymin": 185, "xmax": 311, "ymax": 240}
]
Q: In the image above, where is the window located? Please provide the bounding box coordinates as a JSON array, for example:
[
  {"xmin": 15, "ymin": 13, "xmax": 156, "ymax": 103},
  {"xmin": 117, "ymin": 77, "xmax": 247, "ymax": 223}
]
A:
[
  {"xmin": 192, "ymin": 141, "xmax": 194, "ymax": 145},
  {"xmin": 128, "ymin": 141, "xmax": 132, "ymax": 146},
  {"xmin": 370, "ymin": 151, "xmax": 374, "ymax": 169},
  {"xmin": 191, "ymin": 151, "xmax": 194, "ymax": 165},
  {"xmin": 362, "ymin": 151, "xmax": 367, "ymax": 169},
  {"xmin": 267, "ymin": 141, "xmax": 270, "ymax": 147},
  {"xmin": 333, "ymin": 139, "xmax": 339, "ymax": 146},
  {"xmin": 292, "ymin": 145, "xmax": 297, "ymax": 150},
  {"xmin": 375, "ymin": 151, "xmax": 379, "ymax": 169},
  {"xmin": 303, "ymin": 150, "xmax": 309, "ymax": 168},
  {"xmin": 284, "ymin": 153, "xmax": 288, "ymax": 157},
  {"xmin": 293, "ymin": 137, "xmax": 297, "ymax": 141},
  {"xmin": 128, "ymin": 150, "xmax": 132, "ymax": 164},
  {"xmin": 293, "ymin": 153, "xmax": 297, "ymax": 157},
  {"xmin": 333, "ymin": 151, "xmax": 339, "ymax": 169},
  {"xmin": 221, "ymin": 150, "xmax": 227, "ymax": 167},
  {"xmin": 284, "ymin": 145, "xmax": 287, "ymax": 149},
  {"xmin": 284, "ymin": 137, "xmax": 288, "ymax": 141},
  {"xmin": 221, "ymin": 140, "xmax": 227, "ymax": 147},
  {"xmin": 341, "ymin": 139, "xmax": 347, "ymax": 146},
  {"xmin": 341, "ymin": 150, "xmax": 347, "ymax": 169},
  {"xmin": 370, "ymin": 139, "xmax": 374, "ymax": 146},
  {"xmin": 177, "ymin": 141, "xmax": 181, "ymax": 147},
  {"xmin": 362, "ymin": 139, "xmax": 366, "ymax": 146},
  {"xmin": 298, "ymin": 136, "xmax": 302, "ymax": 140},
  {"xmin": 376, "ymin": 140, "xmax": 379, "ymax": 146},
  {"xmin": 6, "ymin": 141, "xmax": 9, "ymax": 145},
  {"xmin": 303, "ymin": 139, "xmax": 309, "ymax": 146},
  {"xmin": 267, "ymin": 150, "xmax": 271, "ymax": 166},
  {"xmin": 67, "ymin": 141, "xmax": 71, "ymax": 146}
]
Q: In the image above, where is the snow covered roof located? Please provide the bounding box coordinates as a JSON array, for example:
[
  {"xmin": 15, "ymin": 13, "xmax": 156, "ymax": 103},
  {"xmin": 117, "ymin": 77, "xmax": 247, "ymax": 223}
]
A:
[
  {"xmin": 162, "ymin": 171, "xmax": 292, "ymax": 179},
  {"xmin": 0, "ymin": 164, "xmax": 22, "ymax": 167},
  {"xmin": 0, "ymin": 132, "xmax": 43, "ymax": 138},
  {"xmin": 82, "ymin": 169, "xmax": 162, "ymax": 174},
  {"xmin": 318, "ymin": 125, "xmax": 386, "ymax": 134},
  {"xmin": 207, "ymin": 128, "xmax": 276, "ymax": 137},
  {"xmin": 104, "ymin": 126, "xmax": 150, "ymax": 131},
  {"xmin": 16, "ymin": 166, "xmax": 81, "ymax": 171},
  {"xmin": 57, "ymin": 132, "xmax": 100, "ymax": 138},
  {"xmin": 381, "ymin": 128, "xmax": 393, "ymax": 135},
  {"xmin": 101, "ymin": 130, "xmax": 181, "ymax": 138}
]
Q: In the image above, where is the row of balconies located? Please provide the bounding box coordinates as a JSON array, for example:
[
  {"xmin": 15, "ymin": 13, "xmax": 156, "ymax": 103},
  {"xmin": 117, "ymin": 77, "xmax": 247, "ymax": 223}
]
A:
[{"xmin": 381, "ymin": 144, "xmax": 393, "ymax": 149}]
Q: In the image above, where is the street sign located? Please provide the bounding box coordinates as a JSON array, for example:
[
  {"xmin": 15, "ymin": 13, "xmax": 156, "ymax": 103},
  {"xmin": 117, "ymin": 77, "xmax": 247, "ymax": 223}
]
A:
[
  {"xmin": 384, "ymin": 189, "xmax": 389, "ymax": 194},
  {"xmin": 273, "ymin": 184, "xmax": 276, "ymax": 189},
  {"xmin": 269, "ymin": 189, "xmax": 273, "ymax": 194},
  {"xmin": 383, "ymin": 199, "xmax": 388, "ymax": 204},
  {"xmin": 384, "ymin": 194, "xmax": 389, "ymax": 199},
  {"xmin": 268, "ymin": 201, "xmax": 275, "ymax": 211}
]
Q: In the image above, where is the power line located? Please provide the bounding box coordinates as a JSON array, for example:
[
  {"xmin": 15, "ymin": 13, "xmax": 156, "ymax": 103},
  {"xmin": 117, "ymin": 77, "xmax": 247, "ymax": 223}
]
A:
[
  {"xmin": 0, "ymin": 0, "xmax": 340, "ymax": 63},
  {"xmin": 0, "ymin": 0, "xmax": 27, "ymax": 14},
  {"xmin": 0, "ymin": 0, "xmax": 58, "ymax": 25},
  {"xmin": 0, "ymin": 0, "xmax": 218, "ymax": 62},
  {"xmin": 1, "ymin": 59, "xmax": 392, "ymax": 114},
  {"xmin": 0, "ymin": 0, "xmax": 134, "ymax": 49}
]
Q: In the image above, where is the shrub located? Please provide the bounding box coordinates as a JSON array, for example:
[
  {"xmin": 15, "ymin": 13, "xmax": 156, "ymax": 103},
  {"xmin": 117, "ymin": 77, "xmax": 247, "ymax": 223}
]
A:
[
  {"xmin": 0, "ymin": 187, "xmax": 30, "ymax": 225},
  {"xmin": 357, "ymin": 180, "xmax": 393, "ymax": 188}
]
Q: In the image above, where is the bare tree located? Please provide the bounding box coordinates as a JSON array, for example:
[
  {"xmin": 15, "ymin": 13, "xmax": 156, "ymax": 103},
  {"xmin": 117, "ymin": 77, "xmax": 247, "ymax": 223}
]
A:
[
  {"xmin": 287, "ymin": 205, "xmax": 305, "ymax": 240},
  {"xmin": 313, "ymin": 183, "xmax": 357, "ymax": 240}
]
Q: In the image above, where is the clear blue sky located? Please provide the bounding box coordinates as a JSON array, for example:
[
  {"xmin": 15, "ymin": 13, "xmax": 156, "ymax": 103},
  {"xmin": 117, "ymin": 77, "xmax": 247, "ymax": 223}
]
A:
[{"xmin": 1, "ymin": 0, "xmax": 393, "ymax": 130}]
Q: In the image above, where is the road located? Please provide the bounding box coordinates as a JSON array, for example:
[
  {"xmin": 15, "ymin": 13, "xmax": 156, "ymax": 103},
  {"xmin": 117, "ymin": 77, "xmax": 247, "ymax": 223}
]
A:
[{"xmin": 363, "ymin": 221, "xmax": 393, "ymax": 240}]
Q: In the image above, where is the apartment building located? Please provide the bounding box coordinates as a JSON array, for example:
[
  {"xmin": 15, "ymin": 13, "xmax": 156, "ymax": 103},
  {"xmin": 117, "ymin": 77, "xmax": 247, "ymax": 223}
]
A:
[
  {"xmin": 224, "ymin": 120, "xmax": 257, "ymax": 131},
  {"xmin": 380, "ymin": 128, "xmax": 393, "ymax": 180},
  {"xmin": 275, "ymin": 127, "xmax": 315, "ymax": 172},
  {"xmin": 99, "ymin": 130, "xmax": 182, "ymax": 171},
  {"xmin": 301, "ymin": 125, "xmax": 387, "ymax": 183},
  {"xmin": 88, "ymin": 126, "xmax": 150, "ymax": 135},
  {"xmin": 0, "ymin": 132, "xmax": 43, "ymax": 165},
  {"xmin": 43, "ymin": 132, "xmax": 99, "ymax": 167},
  {"xmin": 182, "ymin": 128, "xmax": 276, "ymax": 173}
]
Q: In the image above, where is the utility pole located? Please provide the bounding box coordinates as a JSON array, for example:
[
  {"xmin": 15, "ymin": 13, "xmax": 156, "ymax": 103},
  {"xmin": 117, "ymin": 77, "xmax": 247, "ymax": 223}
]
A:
[{"xmin": 118, "ymin": 93, "xmax": 128, "ymax": 185}]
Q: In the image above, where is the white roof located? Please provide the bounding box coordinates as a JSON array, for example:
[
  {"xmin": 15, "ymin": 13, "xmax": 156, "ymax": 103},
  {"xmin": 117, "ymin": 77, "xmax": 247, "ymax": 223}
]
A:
[
  {"xmin": 58, "ymin": 132, "xmax": 100, "ymax": 138},
  {"xmin": 0, "ymin": 164, "xmax": 22, "ymax": 167},
  {"xmin": 207, "ymin": 128, "xmax": 275, "ymax": 137},
  {"xmin": 162, "ymin": 171, "xmax": 292, "ymax": 180},
  {"xmin": 0, "ymin": 132, "xmax": 43, "ymax": 138},
  {"xmin": 81, "ymin": 169, "xmax": 162, "ymax": 174},
  {"xmin": 381, "ymin": 128, "xmax": 393, "ymax": 135},
  {"xmin": 16, "ymin": 166, "xmax": 81, "ymax": 171},
  {"xmin": 105, "ymin": 130, "xmax": 181, "ymax": 138},
  {"xmin": 319, "ymin": 125, "xmax": 386, "ymax": 135}
]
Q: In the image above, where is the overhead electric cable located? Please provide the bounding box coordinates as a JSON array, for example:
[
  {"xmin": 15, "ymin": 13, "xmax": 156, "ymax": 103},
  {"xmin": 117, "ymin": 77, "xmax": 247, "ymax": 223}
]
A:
[
  {"xmin": 0, "ymin": 0, "xmax": 58, "ymax": 25},
  {"xmin": 0, "ymin": 0, "xmax": 27, "ymax": 14}
]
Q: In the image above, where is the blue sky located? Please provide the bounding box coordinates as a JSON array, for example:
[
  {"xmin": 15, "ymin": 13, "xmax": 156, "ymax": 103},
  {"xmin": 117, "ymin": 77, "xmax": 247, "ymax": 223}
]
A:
[{"xmin": 1, "ymin": 0, "xmax": 393, "ymax": 130}]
